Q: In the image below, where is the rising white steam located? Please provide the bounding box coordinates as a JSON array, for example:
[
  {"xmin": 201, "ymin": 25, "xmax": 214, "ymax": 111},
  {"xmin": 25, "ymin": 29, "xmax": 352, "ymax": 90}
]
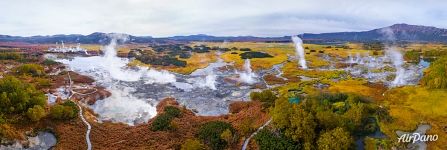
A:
[
  {"xmin": 292, "ymin": 35, "xmax": 308, "ymax": 69},
  {"xmin": 195, "ymin": 51, "xmax": 222, "ymax": 90},
  {"xmin": 104, "ymin": 34, "xmax": 129, "ymax": 58},
  {"xmin": 144, "ymin": 68, "xmax": 177, "ymax": 84},
  {"xmin": 92, "ymin": 87, "xmax": 156, "ymax": 125},
  {"xmin": 387, "ymin": 47, "xmax": 406, "ymax": 86},
  {"xmin": 96, "ymin": 33, "xmax": 177, "ymax": 83},
  {"xmin": 101, "ymin": 34, "xmax": 146, "ymax": 81},
  {"xmin": 93, "ymin": 34, "xmax": 175, "ymax": 125},
  {"xmin": 196, "ymin": 74, "xmax": 217, "ymax": 90},
  {"xmin": 380, "ymin": 28, "xmax": 407, "ymax": 87},
  {"xmin": 190, "ymin": 55, "xmax": 227, "ymax": 90},
  {"xmin": 56, "ymin": 33, "xmax": 178, "ymax": 125},
  {"xmin": 239, "ymin": 59, "xmax": 257, "ymax": 84}
]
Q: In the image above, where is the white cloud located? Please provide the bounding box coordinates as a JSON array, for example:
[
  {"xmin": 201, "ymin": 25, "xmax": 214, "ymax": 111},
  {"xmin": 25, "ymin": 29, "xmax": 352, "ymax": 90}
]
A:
[{"xmin": 0, "ymin": 0, "xmax": 446, "ymax": 36}]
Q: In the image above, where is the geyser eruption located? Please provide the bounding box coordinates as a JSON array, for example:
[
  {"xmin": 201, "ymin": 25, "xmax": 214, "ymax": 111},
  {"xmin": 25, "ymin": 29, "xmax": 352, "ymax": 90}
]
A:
[
  {"xmin": 381, "ymin": 28, "xmax": 407, "ymax": 87},
  {"xmin": 104, "ymin": 34, "xmax": 127, "ymax": 59},
  {"xmin": 387, "ymin": 46, "xmax": 406, "ymax": 86},
  {"xmin": 100, "ymin": 34, "xmax": 146, "ymax": 82},
  {"xmin": 193, "ymin": 49, "xmax": 228, "ymax": 90},
  {"xmin": 99, "ymin": 33, "xmax": 177, "ymax": 83},
  {"xmin": 292, "ymin": 35, "xmax": 308, "ymax": 69},
  {"xmin": 239, "ymin": 59, "xmax": 257, "ymax": 84},
  {"xmin": 190, "ymin": 54, "xmax": 225, "ymax": 90},
  {"xmin": 198, "ymin": 51, "xmax": 221, "ymax": 90},
  {"xmin": 197, "ymin": 74, "xmax": 217, "ymax": 90}
]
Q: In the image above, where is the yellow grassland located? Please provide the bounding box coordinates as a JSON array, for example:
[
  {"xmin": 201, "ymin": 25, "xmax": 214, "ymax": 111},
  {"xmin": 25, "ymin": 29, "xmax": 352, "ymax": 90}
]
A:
[
  {"xmin": 328, "ymin": 79, "xmax": 386, "ymax": 100},
  {"xmin": 379, "ymin": 86, "xmax": 447, "ymax": 149},
  {"xmin": 201, "ymin": 42, "xmax": 295, "ymax": 71}
]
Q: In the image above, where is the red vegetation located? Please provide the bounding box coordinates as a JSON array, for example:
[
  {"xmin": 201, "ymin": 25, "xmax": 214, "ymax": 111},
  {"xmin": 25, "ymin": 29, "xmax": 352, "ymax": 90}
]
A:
[{"xmin": 51, "ymin": 98, "xmax": 269, "ymax": 149}]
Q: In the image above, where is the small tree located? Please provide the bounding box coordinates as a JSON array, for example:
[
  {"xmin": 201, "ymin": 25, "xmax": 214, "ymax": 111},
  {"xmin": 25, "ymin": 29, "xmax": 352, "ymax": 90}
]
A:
[
  {"xmin": 317, "ymin": 127, "xmax": 353, "ymax": 150},
  {"xmin": 151, "ymin": 114, "xmax": 172, "ymax": 131},
  {"xmin": 151, "ymin": 106, "xmax": 182, "ymax": 131},
  {"xmin": 181, "ymin": 139, "xmax": 204, "ymax": 150},
  {"xmin": 198, "ymin": 121, "xmax": 235, "ymax": 150},
  {"xmin": 272, "ymin": 96, "xmax": 317, "ymax": 150},
  {"xmin": 271, "ymin": 97, "xmax": 294, "ymax": 129},
  {"xmin": 239, "ymin": 118, "xmax": 255, "ymax": 136},
  {"xmin": 50, "ymin": 101, "xmax": 78, "ymax": 120},
  {"xmin": 286, "ymin": 108, "xmax": 317, "ymax": 149},
  {"xmin": 26, "ymin": 105, "xmax": 46, "ymax": 122},
  {"xmin": 254, "ymin": 128, "xmax": 300, "ymax": 150},
  {"xmin": 0, "ymin": 76, "xmax": 46, "ymax": 114},
  {"xmin": 316, "ymin": 110, "xmax": 342, "ymax": 130},
  {"xmin": 164, "ymin": 106, "xmax": 181, "ymax": 118},
  {"xmin": 50, "ymin": 105, "xmax": 65, "ymax": 119},
  {"xmin": 220, "ymin": 129, "xmax": 233, "ymax": 145},
  {"xmin": 250, "ymin": 90, "xmax": 277, "ymax": 109},
  {"xmin": 343, "ymin": 103, "xmax": 367, "ymax": 132}
]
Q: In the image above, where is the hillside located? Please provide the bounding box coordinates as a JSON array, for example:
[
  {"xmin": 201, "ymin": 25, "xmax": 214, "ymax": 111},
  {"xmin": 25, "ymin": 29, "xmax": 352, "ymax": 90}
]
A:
[
  {"xmin": 1, "ymin": 24, "xmax": 446, "ymax": 43},
  {"xmin": 302, "ymin": 23, "xmax": 447, "ymax": 42}
]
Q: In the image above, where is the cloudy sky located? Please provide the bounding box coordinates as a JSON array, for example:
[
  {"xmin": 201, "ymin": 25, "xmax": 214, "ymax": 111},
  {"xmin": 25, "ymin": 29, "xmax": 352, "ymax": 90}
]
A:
[{"xmin": 1, "ymin": 0, "xmax": 446, "ymax": 37}]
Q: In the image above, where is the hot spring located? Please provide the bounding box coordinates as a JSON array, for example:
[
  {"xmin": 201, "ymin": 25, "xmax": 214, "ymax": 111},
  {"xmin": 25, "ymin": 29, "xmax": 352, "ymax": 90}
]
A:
[
  {"xmin": 50, "ymin": 34, "xmax": 264, "ymax": 125},
  {"xmin": 344, "ymin": 53, "xmax": 428, "ymax": 87}
]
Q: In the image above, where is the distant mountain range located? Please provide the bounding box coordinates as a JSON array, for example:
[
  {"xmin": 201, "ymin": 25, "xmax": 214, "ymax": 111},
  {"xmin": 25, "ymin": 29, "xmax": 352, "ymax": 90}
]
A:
[
  {"xmin": 1, "ymin": 24, "xmax": 446, "ymax": 44},
  {"xmin": 0, "ymin": 32, "xmax": 160, "ymax": 44},
  {"xmin": 302, "ymin": 24, "xmax": 447, "ymax": 43}
]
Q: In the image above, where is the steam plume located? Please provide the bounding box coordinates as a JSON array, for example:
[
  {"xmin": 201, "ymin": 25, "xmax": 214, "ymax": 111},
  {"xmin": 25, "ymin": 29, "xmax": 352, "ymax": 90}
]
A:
[
  {"xmin": 292, "ymin": 35, "xmax": 308, "ymax": 69},
  {"xmin": 238, "ymin": 59, "xmax": 257, "ymax": 84}
]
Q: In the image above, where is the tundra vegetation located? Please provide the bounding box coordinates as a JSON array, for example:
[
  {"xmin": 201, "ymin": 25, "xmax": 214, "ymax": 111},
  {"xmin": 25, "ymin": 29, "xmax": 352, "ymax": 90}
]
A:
[
  {"xmin": 420, "ymin": 55, "xmax": 447, "ymax": 89},
  {"xmin": 1, "ymin": 41, "xmax": 446, "ymax": 149},
  {"xmin": 99, "ymin": 42, "xmax": 447, "ymax": 149},
  {"xmin": 0, "ymin": 52, "xmax": 79, "ymax": 140},
  {"xmin": 253, "ymin": 92, "xmax": 387, "ymax": 150},
  {"xmin": 198, "ymin": 121, "xmax": 236, "ymax": 150},
  {"xmin": 151, "ymin": 106, "xmax": 182, "ymax": 131}
]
